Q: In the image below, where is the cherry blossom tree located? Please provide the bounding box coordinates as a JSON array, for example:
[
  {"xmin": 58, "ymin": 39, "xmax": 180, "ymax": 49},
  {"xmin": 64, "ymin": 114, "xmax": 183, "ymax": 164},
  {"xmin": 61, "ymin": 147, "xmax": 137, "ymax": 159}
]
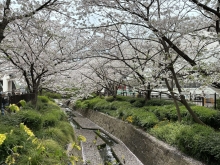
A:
[
  {"xmin": 0, "ymin": 13, "xmax": 90, "ymax": 104},
  {"xmin": 72, "ymin": 0, "xmax": 220, "ymax": 124},
  {"xmin": 189, "ymin": 0, "xmax": 220, "ymax": 33},
  {"xmin": 0, "ymin": 0, "xmax": 72, "ymax": 44}
]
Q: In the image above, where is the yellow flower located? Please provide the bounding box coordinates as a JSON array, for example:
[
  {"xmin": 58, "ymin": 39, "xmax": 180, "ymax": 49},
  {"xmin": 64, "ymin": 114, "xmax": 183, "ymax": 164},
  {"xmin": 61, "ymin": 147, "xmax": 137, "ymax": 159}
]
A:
[
  {"xmin": 70, "ymin": 160, "xmax": 75, "ymax": 165},
  {"xmin": 71, "ymin": 156, "xmax": 79, "ymax": 162},
  {"xmin": 0, "ymin": 134, "xmax": 6, "ymax": 145},
  {"xmin": 9, "ymin": 104, "xmax": 20, "ymax": 112},
  {"xmin": 126, "ymin": 116, "xmax": 133, "ymax": 123},
  {"xmin": 20, "ymin": 123, "xmax": 35, "ymax": 137},
  {"xmin": 41, "ymin": 146, "xmax": 45, "ymax": 151},
  {"xmin": 5, "ymin": 155, "xmax": 15, "ymax": 165},
  {"xmin": 75, "ymin": 145, "xmax": 81, "ymax": 151},
  {"xmin": 32, "ymin": 138, "xmax": 38, "ymax": 144},
  {"xmin": 77, "ymin": 135, "xmax": 86, "ymax": 142}
]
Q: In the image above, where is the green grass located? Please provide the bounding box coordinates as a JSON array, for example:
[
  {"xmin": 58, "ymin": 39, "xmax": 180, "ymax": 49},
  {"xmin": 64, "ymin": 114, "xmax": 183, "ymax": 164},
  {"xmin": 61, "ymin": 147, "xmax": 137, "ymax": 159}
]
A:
[{"xmin": 0, "ymin": 97, "xmax": 76, "ymax": 165}]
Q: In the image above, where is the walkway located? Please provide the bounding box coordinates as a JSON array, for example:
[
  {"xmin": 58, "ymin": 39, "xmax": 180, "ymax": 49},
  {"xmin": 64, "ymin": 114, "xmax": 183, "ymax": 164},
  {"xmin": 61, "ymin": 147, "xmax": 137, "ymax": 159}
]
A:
[{"xmin": 62, "ymin": 107, "xmax": 144, "ymax": 165}]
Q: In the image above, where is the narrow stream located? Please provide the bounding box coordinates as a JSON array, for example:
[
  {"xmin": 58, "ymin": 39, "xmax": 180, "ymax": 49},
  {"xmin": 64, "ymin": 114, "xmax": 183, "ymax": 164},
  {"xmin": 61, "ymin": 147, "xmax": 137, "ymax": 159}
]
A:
[
  {"xmin": 66, "ymin": 110, "xmax": 122, "ymax": 165},
  {"xmin": 99, "ymin": 144, "xmax": 121, "ymax": 165},
  {"xmin": 95, "ymin": 130, "xmax": 121, "ymax": 165}
]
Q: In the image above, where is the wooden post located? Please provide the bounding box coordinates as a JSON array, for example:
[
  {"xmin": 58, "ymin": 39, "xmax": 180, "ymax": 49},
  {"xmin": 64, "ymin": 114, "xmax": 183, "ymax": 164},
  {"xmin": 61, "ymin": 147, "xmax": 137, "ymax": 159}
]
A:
[
  {"xmin": 214, "ymin": 93, "xmax": 217, "ymax": 110},
  {"xmin": 0, "ymin": 95, "xmax": 3, "ymax": 115},
  {"xmin": 202, "ymin": 97, "xmax": 204, "ymax": 107}
]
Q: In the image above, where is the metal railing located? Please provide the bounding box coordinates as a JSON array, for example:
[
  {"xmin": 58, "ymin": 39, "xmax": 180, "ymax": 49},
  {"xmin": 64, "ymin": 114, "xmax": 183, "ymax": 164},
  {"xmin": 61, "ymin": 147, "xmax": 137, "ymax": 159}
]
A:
[{"xmin": 118, "ymin": 90, "xmax": 219, "ymax": 110}]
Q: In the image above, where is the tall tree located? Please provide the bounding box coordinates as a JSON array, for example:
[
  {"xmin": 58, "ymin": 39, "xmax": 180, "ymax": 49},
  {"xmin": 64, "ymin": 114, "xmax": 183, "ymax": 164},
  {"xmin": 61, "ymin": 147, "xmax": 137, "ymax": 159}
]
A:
[
  {"xmin": 0, "ymin": 0, "xmax": 70, "ymax": 44},
  {"xmin": 0, "ymin": 15, "xmax": 87, "ymax": 105},
  {"xmin": 73, "ymin": 0, "xmax": 219, "ymax": 124}
]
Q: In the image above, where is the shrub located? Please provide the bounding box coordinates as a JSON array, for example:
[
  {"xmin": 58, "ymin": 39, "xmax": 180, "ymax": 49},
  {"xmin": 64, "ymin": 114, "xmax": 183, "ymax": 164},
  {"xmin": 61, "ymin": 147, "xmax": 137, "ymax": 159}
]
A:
[
  {"xmin": 198, "ymin": 132, "xmax": 220, "ymax": 164},
  {"xmin": 41, "ymin": 128, "xmax": 71, "ymax": 147},
  {"xmin": 150, "ymin": 122, "xmax": 185, "ymax": 145},
  {"xmin": 93, "ymin": 99, "xmax": 111, "ymax": 111},
  {"xmin": 105, "ymin": 96, "xmax": 115, "ymax": 102},
  {"xmin": 129, "ymin": 98, "xmax": 136, "ymax": 104},
  {"xmin": 132, "ymin": 98, "xmax": 146, "ymax": 107},
  {"xmin": 115, "ymin": 96, "xmax": 133, "ymax": 102},
  {"xmin": 57, "ymin": 121, "xmax": 75, "ymax": 142},
  {"xmin": 42, "ymin": 91, "xmax": 62, "ymax": 99},
  {"xmin": 111, "ymin": 101, "xmax": 131, "ymax": 109},
  {"xmin": 38, "ymin": 96, "xmax": 50, "ymax": 103},
  {"xmin": 147, "ymin": 105, "xmax": 188, "ymax": 121},
  {"xmin": 0, "ymin": 127, "xmax": 28, "ymax": 162},
  {"xmin": 132, "ymin": 110, "xmax": 159, "ymax": 130},
  {"xmin": 191, "ymin": 106, "xmax": 220, "ymax": 129},
  {"xmin": 145, "ymin": 99, "xmax": 180, "ymax": 106},
  {"xmin": 16, "ymin": 139, "xmax": 67, "ymax": 165},
  {"xmin": 42, "ymin": 113, "xmax": 59, "ymax": 128},
  {"xmin": 74, "ymin": 100, "xmax": 83, "ymax": 109},
  {"xmin": 17, "ymin": 110, "xmax": 43, "ymax": 131},
  {"xmin": 175, "ymin": 124, "xmax": 217, "ymax": 164},
  {"xmin": 87, "ymin": 97, "xmax": 104, "ymax": 109}
]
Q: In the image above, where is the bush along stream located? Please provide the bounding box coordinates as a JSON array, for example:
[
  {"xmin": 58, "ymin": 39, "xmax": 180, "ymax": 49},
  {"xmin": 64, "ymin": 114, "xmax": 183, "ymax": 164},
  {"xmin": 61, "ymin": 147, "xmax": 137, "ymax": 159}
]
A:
[{"xmin": 65, "ymin": 108, "xmax": 122, "ymax": 165}]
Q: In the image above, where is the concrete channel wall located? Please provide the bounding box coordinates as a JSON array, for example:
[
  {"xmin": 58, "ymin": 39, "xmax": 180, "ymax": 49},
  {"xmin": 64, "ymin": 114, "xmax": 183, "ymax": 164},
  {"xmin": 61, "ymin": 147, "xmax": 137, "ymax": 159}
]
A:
[{"xmin": 75, "ymin": 109, "xmax": 205, "ymax": 165}]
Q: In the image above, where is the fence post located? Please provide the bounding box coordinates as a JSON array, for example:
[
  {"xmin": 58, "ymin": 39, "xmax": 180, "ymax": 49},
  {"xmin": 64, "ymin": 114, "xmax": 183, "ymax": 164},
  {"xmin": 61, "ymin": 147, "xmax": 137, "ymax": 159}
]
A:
[
  {"xmin": 202, "ymin": 97, "xmax": 204, "ymax": 106},
  {"xmin": 0, "ymin": 96, "xmax": 3, "ymax": 115},
  {"xmin": 159, "ymin": 92, "xmax": 161, "ymax": 99},
  {"xmin": 214, "ymin": 93, "xmax": 217, "ymax": 110}
]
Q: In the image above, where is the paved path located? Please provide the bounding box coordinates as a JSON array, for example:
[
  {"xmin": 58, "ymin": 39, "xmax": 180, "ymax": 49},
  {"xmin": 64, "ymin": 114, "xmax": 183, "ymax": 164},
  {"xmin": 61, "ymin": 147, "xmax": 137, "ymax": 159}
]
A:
[{"xmin": 62, "ymin": 107, "xmax": 144, "ymax": 165}]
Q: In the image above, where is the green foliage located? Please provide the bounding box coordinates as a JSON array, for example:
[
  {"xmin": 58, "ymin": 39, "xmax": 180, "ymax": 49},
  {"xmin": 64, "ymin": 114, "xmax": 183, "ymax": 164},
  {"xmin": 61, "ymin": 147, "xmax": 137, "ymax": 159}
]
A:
[
  {"xmin": 93, "ymin": 99, "xmax": 111, "ymax": 111},
  {"xmin": 42, "ymin": 91, "xmax": 62, "ymax": 99},
  {"xmin": 38, "ymin": 95, "xmax": 50, "ymax": 103},
  {"xmin": 0, "ymin": 96, "xmax": 75, "ymax": 165},
  {"xmin": 175, "ymin": 124, "xmax": 219, "ymax": 164},
  {"xmin": 42, "ymin": 109, "xmax": 66, "ymax": 128},
  {"xmin": 19, "ymin": 100, "xmax": 26, "ymax": 107},
  {"xmin": 81, "ymin": 101, "xmax": 89, "ymax": 110},
  {"xmin": 115, "ymin": 96, "xmax": 133, "ymax": 102},
  {"xmin": 0, "ymin": 128, "xmax": 27, "ymax": 161},
  {"xmin": 132, "ymin": 110, "xmax": 159, "ymax": 130},
  {"xmin": 74, "ymin": 100, "xmax": 83, "ymax": 109},
  {"xmin": 42, "ymin": 128, "xmax": 71, "ymax": 147},
  {"xmin": 57, "ymin": 121, "xmax": 75, "ymax": 141},
  {"xmin": 216, "ymin": 98, "xmax": 220, "ymax": 110},
  {"xmin": 17, "ymin": 110, "xmax": 43, "ymax": 131},
  {"xmin": 150, "ymin": 122, "xmax": 185, "ymax": 145},
  {"xmin": 132, "ymin": 98, "xmax": 146, "ymax": 107},
  {"xmin": 191, "ymin": 106, "xmax": 220, "ymax": 129},
  {"xmin": 42, "ymin": 113, "xmax": 59, "ymax": 128},
  {"xmin": 147, "ymin": 105, "xmax": 188, "ymax": 121},
  {"xmin": 150, "ymin": 122, "xmax": 220, "ymax": 165},
  {"xmin": 145, "ymin": 99, "xmax": 180, "ymax": 106},
  {"xmin": 8, "ymin": 104, "xmax": 20, "ymax": 112},
  {"xmin": 105, "ymin": 96, "xmax": 115, "ymax": 102}
]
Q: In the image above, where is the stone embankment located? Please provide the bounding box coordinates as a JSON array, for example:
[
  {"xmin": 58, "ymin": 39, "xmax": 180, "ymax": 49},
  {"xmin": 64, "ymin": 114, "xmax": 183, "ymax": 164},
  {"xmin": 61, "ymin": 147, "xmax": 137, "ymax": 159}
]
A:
[{"xmin": 62, "ymin": 107, "xmax": 143, "ymax": 165}]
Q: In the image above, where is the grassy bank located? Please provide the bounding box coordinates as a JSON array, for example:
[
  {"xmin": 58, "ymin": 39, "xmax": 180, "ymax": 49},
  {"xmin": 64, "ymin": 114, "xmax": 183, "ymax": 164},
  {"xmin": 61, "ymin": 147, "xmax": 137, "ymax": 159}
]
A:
[
  {"xmin": 0, "ymin": 96, "xmax": 78, "ymax": 165},
  {"xmin": 75, "ymin": 96, "xmax": 220, "ymax": 165}
]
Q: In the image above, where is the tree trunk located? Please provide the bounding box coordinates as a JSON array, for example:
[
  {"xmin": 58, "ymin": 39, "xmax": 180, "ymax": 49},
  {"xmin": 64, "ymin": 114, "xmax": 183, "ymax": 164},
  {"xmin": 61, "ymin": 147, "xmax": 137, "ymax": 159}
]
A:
[
  {"xmin": 164, "ymin": 78, "xmax": 182, "ymax": 122},
  {"xmin": 169, "ymin": 66, "xmax": 205, "ymax": 125},
  {"xmin": 31, "ymin": 88, "xmax": 38, "ymax": 106}
]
